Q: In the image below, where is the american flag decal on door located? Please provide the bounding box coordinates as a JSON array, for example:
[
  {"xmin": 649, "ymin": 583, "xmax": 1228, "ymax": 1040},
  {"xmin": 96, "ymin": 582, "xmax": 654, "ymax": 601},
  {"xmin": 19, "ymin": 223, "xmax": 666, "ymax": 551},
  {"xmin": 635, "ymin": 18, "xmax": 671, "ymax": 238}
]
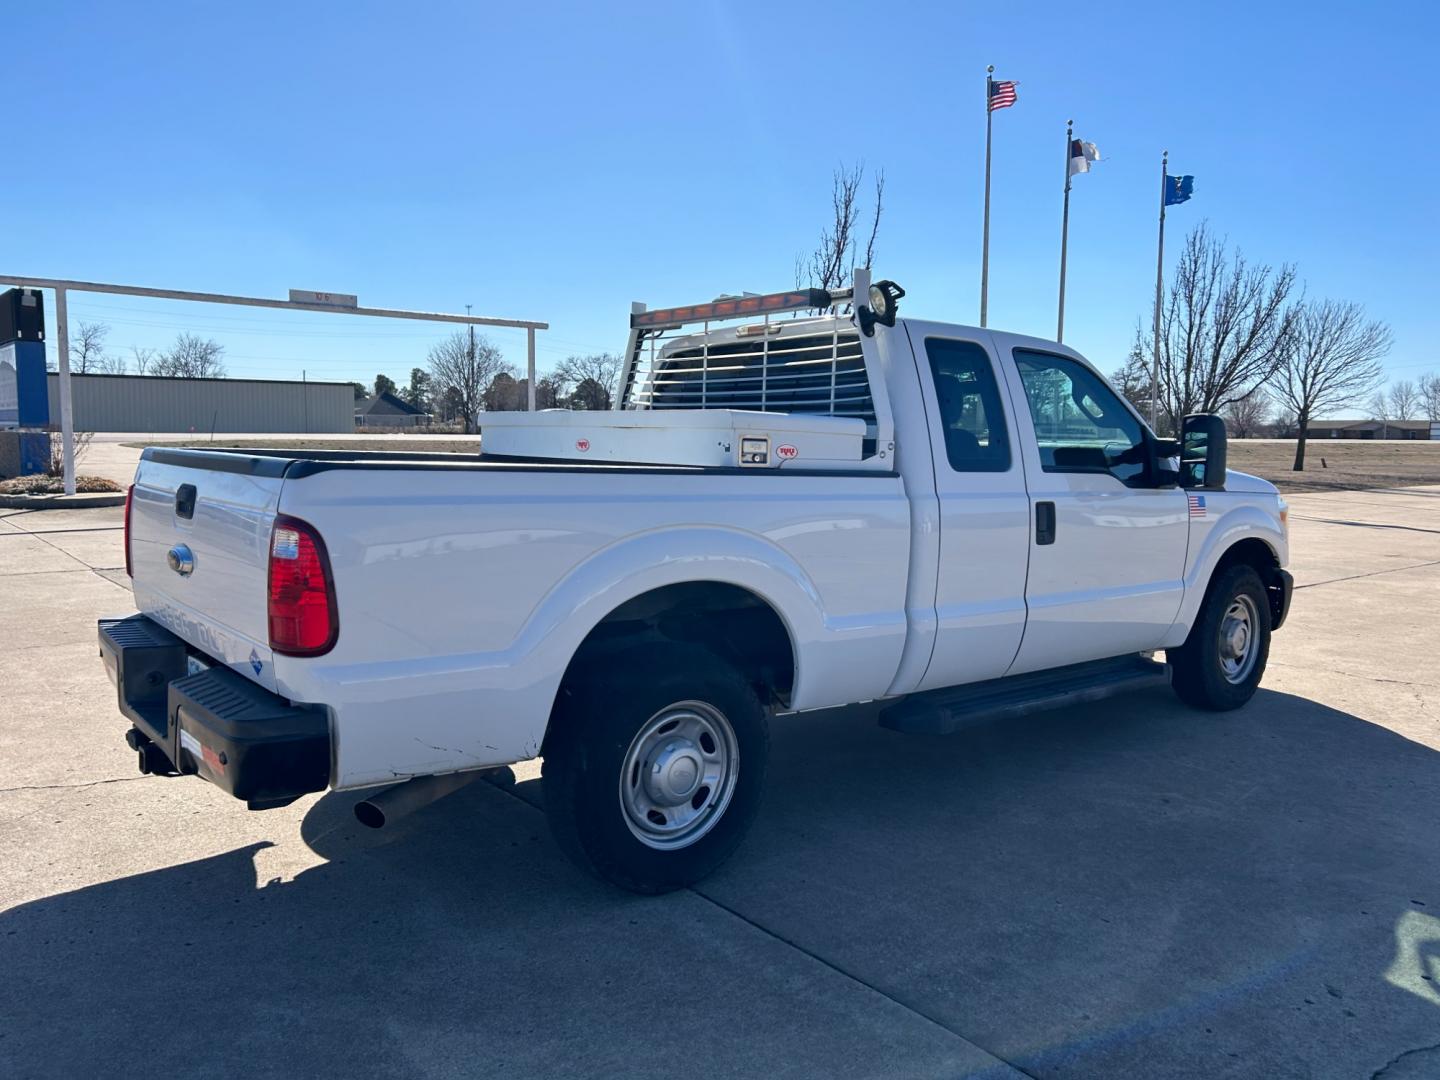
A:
[{"xmin": 1188, "ymin": 494, "xmax": 1207, "ymax": 518}]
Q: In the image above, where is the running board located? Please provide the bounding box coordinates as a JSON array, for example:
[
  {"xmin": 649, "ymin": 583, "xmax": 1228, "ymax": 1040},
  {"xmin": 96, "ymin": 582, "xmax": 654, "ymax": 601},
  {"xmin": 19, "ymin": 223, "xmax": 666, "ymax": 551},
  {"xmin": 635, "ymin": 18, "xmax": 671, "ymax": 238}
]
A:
[{"xmin": 879, "ymin": 656, "xmax": 1170, "ymax": 735}]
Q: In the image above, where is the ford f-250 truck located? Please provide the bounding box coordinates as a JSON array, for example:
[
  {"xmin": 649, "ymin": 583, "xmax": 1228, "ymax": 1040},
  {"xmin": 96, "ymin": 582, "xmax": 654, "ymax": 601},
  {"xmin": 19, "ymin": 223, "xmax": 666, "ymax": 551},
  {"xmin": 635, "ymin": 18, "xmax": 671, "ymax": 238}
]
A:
[{"xmin": 100, "ymin": 270, "xmax": 1292, "ymax": 893}]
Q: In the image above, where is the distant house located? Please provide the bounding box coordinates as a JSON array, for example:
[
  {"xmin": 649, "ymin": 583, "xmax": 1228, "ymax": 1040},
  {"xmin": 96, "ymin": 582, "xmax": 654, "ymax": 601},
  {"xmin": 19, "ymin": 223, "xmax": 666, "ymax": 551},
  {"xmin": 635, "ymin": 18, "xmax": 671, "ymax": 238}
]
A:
[
  {"xmin": 1306, "ymin": 419, "xmax": 1431, "ymax": 441},
  {"xmin": 356, "ymin": 391, "xmax": 429, "ymax": 428}
]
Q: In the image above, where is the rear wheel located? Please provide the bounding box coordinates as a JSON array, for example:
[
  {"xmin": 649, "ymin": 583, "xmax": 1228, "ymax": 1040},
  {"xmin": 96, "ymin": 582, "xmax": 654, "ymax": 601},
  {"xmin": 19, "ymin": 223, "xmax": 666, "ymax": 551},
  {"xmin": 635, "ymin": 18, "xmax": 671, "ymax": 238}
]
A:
[
  {"xmin": 542, "ymin": 644, "xmax": 769, "ymax": 894},
  {"xmin": 1168, "ymin": 564, "xmax": 1271, "ymax": 710}
]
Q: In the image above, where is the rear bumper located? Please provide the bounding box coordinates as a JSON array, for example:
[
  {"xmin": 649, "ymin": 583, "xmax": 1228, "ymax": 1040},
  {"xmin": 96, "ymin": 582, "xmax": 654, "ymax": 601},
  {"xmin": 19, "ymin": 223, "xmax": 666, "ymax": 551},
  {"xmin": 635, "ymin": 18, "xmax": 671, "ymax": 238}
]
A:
[{"xmin": 99, "ymin": 615, "xmax": 331, "ymax": 809}]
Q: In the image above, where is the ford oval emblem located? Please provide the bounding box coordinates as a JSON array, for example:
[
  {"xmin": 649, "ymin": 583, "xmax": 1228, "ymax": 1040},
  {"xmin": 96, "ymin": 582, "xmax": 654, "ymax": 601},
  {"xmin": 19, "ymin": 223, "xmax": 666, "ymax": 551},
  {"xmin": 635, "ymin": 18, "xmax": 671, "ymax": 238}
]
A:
[{"xmin": 167, "ymin": 544, "xmax": 195, "ymax": 577}]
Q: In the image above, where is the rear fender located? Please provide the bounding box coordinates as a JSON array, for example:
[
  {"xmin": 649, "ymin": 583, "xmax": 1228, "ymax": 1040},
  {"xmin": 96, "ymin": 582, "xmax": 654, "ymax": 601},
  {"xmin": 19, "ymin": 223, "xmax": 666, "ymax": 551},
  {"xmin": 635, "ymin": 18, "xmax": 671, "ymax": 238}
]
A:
[{"xmin": 524, "ymin": 526, "xmax": 823, "ymax": 714}]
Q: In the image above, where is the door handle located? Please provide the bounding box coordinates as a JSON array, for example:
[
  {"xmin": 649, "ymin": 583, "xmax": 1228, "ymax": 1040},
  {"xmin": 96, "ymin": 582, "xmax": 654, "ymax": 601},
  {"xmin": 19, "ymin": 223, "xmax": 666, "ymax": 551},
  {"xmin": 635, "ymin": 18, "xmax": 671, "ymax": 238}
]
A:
[{"xmin": 1035, "ymin": 501, "xmax": 1056, "ymax": 545}]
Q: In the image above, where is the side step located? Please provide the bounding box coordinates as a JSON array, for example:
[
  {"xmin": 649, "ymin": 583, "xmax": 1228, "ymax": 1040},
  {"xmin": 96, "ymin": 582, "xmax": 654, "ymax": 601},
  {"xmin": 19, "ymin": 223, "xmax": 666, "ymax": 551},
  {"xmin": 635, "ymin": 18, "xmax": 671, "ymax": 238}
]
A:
[{"xmin": 879, "ymin": 655, "xmax": 1170, "ymax": 735}]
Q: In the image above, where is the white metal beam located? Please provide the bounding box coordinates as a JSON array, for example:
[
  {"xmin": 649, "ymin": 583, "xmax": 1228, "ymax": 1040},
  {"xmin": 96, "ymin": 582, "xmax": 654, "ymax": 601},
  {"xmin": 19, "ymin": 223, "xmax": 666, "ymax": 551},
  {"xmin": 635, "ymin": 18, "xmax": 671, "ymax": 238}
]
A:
[
  {"xmin": 53, "ymin": 288, "xmax": 76, "ymax": 495},
  {"xmin": 527, "ymin": 327, "xmax": 537, "ymax": 411},
  {"xmin": 0, "ymin": 275, "xmax": 548, "ymax": 330},
  {"xmin": 0, "ymin": 274, "xmax": 549, "ymax": 493}
]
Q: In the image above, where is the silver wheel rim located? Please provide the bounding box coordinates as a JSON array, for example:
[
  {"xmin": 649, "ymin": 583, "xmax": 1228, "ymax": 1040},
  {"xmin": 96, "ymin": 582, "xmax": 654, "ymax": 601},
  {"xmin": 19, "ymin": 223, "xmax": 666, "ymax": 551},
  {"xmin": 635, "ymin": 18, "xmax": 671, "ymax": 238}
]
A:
[
  {"xmin": 619, "ymin": 700, "xmax": 739, "ymax": 851},
  {"xmin": 1218, "ymin": 593, "xmax": 1260, "ymax": 684}
]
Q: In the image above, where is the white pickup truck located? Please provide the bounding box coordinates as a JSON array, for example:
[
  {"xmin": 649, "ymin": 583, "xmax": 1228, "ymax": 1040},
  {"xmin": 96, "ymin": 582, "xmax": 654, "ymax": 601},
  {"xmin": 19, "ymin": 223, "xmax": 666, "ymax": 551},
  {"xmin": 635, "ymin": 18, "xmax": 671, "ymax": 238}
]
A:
[{"xmin": 100, "ymin": 271, "xmax": 1292, "ymax": 893}]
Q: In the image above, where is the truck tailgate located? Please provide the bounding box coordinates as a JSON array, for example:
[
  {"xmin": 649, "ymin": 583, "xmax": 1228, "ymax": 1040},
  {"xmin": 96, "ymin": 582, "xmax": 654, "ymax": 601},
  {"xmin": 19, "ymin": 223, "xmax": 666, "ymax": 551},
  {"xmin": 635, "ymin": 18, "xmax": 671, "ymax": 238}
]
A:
[{"xmin": 129, "ymin": 456, "xmax": 283, "ymax": 693}]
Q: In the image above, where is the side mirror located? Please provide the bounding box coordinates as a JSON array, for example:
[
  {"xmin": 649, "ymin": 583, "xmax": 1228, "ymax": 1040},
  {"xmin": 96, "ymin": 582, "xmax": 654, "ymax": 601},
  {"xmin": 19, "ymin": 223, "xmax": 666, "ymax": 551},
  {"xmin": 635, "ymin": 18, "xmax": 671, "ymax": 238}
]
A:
[
  {"xmin": 1152, "ymin": 437, "xmax": 1181, "ymax": 488},
  {"xmin": 1181, "ymin": 414, "xmax": 1227, "ymax": 489}
]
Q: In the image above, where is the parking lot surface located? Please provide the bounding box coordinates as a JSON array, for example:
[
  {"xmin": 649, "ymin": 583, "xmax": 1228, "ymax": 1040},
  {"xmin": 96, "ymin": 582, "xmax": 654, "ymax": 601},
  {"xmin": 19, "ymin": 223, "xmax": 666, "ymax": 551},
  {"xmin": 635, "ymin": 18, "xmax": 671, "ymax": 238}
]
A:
[{"xmin": 2, "ymin": 486, "xmax": 1439, "ymax": 1079}]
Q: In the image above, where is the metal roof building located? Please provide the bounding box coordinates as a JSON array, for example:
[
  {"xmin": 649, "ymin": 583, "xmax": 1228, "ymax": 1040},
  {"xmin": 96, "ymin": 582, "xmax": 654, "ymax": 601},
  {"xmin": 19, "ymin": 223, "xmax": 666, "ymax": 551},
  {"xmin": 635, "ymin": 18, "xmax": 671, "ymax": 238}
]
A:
[{"xmin": 44, "ymin": 373, "xmax": 354, "ymax": 433}]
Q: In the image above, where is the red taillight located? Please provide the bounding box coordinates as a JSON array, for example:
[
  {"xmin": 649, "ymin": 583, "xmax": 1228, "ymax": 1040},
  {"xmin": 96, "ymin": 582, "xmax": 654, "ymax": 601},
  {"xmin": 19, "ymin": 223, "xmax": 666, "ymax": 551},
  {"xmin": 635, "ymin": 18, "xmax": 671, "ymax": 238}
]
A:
[
  {"xmin": 267, "ymin": 515, "xmax": 338, "ymax": 656},
  {"xmin": 123, "ymin": 484, "xmax": 134, "ymax": 577}
]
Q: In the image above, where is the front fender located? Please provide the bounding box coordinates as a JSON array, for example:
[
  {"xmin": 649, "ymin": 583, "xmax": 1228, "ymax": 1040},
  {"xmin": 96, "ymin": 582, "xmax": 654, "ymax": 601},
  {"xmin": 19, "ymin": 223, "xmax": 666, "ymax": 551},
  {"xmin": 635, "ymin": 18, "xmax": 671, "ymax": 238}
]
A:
[{"xmin": 1162, "ymin": 504, "xmax": 1287, "ymax": 648}]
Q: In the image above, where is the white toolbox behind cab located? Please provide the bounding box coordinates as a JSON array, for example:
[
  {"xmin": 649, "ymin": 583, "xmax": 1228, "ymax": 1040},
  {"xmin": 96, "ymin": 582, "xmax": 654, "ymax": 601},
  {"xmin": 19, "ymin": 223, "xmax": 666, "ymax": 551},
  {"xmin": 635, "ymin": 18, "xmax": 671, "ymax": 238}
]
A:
[{"xmin": 478, "ymin": 408, "xmax": 873, "ymax": 470}]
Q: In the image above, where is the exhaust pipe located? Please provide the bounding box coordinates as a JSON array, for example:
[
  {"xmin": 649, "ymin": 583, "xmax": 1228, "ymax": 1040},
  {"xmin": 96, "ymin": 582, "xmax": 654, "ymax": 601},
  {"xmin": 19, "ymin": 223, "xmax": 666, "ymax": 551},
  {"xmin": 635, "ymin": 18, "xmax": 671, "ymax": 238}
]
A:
[{"xmin": 354, "ymin": 769, "xmax": 488, "ymax": 829}]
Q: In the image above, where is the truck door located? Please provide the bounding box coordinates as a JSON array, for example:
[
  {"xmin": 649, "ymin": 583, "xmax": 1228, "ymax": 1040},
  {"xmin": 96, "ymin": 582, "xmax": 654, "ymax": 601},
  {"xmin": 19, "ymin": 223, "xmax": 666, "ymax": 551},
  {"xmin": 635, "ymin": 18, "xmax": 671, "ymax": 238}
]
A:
[
  {"xmin": 998, "ymin": 342, "xmax": 1188, "ymax": 675},
  {"xmin": 905, "ymin": 326, "xmax": 1032, "ymax": 692}
]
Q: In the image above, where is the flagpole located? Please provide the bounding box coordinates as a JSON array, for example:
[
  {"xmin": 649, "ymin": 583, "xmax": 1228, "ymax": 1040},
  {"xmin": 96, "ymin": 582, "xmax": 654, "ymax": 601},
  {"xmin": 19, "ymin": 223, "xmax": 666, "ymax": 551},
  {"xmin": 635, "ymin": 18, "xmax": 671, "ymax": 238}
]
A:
[
  {"xmin": 979, "ymin": 65, "xmax": 994, "ymax": 328},
  {"xmin": 1057, "ymin": 119, "xmax": 1073, "ymax": 342},
  {"xmin": 1150, "ymin": 150, "xmax": 1168, "ymax": 432}
]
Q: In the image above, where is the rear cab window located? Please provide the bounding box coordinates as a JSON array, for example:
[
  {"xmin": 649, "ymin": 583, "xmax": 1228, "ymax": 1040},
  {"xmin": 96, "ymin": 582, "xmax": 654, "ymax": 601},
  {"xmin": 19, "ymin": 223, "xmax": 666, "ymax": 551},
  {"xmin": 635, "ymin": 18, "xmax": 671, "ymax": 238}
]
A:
[{"xmin": 924, "ymin": 339, "xmax": 1011, "ymax": 473}]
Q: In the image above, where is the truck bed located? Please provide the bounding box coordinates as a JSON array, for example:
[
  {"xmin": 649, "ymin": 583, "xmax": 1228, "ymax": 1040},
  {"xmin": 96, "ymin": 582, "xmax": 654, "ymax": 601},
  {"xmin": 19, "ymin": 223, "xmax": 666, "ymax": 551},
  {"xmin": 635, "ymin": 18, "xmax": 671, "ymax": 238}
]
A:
[
  {"xmin": 140, "ymin": 445, "xmax": 891, "ymax": 479},
  {"xmin": 127, "ymin": 444, "xmax": 913, "ymax": 788}
]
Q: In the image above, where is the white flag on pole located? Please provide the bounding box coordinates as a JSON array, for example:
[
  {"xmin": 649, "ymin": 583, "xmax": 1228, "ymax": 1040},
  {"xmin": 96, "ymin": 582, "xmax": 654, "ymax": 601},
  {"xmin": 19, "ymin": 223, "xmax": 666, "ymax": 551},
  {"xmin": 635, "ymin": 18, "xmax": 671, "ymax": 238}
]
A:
[{"xmin": 1068, "ymin": 139, "xmax": 1101, "ymax": 176}]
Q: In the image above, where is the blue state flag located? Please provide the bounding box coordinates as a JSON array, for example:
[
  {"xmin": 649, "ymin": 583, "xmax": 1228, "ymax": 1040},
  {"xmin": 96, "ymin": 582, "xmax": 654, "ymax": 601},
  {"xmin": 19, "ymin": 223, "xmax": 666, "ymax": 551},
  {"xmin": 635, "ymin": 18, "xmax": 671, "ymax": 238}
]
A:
[{"xmin": 1165, "ymin": 174, "xmax": 1195, "ymax": 206}]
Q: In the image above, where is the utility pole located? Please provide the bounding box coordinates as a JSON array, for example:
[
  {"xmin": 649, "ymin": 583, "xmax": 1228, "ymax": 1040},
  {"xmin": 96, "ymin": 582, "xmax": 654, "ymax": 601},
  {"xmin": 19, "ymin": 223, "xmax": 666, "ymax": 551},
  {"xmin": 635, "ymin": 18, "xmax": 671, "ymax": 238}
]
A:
[
  {"xmin": 1150, "ymin": 151, "xmax": 1168, "ymax": 432},
  {"xmin": 1057, "ymin": 119, "xmax": 1073, "ymax": 343},
  {"xmin": 979, "ymin": 65, "xmax": 995, "ymax": 328},
  {"xmin": 467, "ymin": 303, "xmax": 476, "ymax": 433}
]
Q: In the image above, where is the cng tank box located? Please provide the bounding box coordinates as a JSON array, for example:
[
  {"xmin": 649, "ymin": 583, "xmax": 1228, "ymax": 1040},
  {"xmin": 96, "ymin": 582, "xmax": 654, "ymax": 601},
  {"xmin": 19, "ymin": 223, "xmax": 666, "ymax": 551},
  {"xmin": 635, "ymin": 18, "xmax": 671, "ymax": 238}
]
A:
[{"xmin": 478, "ymin": 409, "xmax": 873, "ymax": 470}]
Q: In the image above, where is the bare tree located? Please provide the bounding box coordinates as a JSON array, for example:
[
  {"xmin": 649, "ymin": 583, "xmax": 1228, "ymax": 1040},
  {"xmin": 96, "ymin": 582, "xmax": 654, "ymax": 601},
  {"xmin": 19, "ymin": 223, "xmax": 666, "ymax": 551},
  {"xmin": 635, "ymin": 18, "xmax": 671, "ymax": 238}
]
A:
[
  {"xmin": 96, "ymin": 353, "xmax": 128, "ymax": 375},
  {"xmin": 1365, "ymin": 388, "xmax": 1388, "ymax": 423},
  {"xmin": 1110, "ymin": 333, "xmax": 1154, "ymax": 415},
  {"xmin": 130, "ymin": 346, "xmax": 156, "ymax": 376},
  {"xmin": 1387, "ymin": 378, "xmax": 1419, "ymax": 420},
  {"xmin": 428, "ymin": 330, "xmax": 511, "ymax": 433},
  {"xmin": 46, "ymin": 430, "xmax": 94, "ymax": 477},
  {"xmin": 1419, "ymin": 372, "xmax": 1440, "ymax": 421},
  {"xmin": 555, "ymin": 353, "xmax": 623, "ymax": 410},
  {"xmin": 795, "ymin": 162, "xmax": 885, "ymax": 294},
  {"xmin": 152, "ymin": 332, "xmax": 227, "ymax": 378},
  {"xmin": 1222, "ymin": 389, "xmax": 1271, "ymax": 438},
  {"xmin": 1268, "ymin": 407, "xmax": 1298, "ymax": 438},
  {"xmin": 69, "ymin": 321, "xmax": 111, "ymax": 374},
  {"xmin": 1272, "ymin": 299, "xmax": 1390, "ymax": 470},
  {"xmin": 1153, "ymin": 223, "xmax": 1298, "ymax": 433}
]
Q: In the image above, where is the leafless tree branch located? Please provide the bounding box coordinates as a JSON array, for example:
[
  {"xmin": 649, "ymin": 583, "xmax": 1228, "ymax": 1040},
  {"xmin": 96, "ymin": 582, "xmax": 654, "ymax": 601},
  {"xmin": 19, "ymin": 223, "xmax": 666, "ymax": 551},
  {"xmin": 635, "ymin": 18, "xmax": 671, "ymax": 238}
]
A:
[
  {"xmin": 796, "ymin": 162, "xmax": 885, "ymax": 296},
  {"xmin": 152, "ymin": 332, "xmax": 226, "ymax": 378},
  {"xmin": 1153, "ymin": 223, "xmax": 1299, "ymax": 434},
  {"xmin": 427, "ymin": 330, "xmax": 511, "ymax": 433},
  {"xmin": 1271, "ymin": 298, "xmax": 1390, "ymax": 470}
]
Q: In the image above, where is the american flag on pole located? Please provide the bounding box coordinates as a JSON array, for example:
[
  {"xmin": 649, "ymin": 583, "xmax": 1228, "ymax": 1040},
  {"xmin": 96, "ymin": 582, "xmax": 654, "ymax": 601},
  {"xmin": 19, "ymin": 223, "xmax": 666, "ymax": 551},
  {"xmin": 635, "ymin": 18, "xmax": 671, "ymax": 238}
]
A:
[
  {"xmin": 1188, "ymin": 493, "xmax": 1207, "ymax": 518},
  {"xmin": 988, "ymin": 80, "xmax": 1018, "ymax": 111}
]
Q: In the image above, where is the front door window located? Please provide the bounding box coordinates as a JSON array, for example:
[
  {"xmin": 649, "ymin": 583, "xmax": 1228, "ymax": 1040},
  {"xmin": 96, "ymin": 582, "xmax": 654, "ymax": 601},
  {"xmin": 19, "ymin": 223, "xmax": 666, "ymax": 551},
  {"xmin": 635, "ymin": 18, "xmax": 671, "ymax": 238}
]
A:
[{"xmin": 1013, "ymin": 350, "xmax": 1150, "ymax": 486}]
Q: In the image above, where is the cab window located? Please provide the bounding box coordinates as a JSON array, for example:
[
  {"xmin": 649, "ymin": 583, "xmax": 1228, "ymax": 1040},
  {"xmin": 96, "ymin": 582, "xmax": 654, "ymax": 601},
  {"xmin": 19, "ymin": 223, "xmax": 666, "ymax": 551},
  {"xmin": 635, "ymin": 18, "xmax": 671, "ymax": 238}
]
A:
[
  {"xmin": 924, "ymin": 339, "xmax": 1011, "ymax": 472},
  {"xmin": 1013, "ymin": 350, "xmax": 1149, "ymax": 486}
]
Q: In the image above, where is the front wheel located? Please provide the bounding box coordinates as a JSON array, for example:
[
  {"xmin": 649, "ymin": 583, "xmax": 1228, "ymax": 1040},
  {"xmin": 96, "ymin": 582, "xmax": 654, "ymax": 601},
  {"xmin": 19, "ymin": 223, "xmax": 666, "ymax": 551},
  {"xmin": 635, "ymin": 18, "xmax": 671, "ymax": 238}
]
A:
[
  {"xmin": 542, "ymin": 644, "xmax": 769, "ymax": 894},
  {"xmin": 1168, "ymin": 564, "xmax": 1271, "ymax": 710}
]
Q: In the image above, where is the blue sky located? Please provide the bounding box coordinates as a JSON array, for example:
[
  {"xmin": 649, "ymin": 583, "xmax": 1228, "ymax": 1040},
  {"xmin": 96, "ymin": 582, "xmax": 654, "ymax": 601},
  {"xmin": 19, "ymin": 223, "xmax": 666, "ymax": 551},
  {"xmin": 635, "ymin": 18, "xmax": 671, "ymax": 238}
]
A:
[{"xmin": 9, "ymin": 0, "xmax": 1437, "ymax": 395}]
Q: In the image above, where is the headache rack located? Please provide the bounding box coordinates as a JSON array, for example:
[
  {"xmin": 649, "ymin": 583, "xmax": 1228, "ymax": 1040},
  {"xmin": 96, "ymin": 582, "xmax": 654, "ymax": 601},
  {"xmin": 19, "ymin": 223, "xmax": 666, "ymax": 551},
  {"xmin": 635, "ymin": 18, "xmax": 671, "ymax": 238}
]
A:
[{"xmin": 618, "ymin": 269, "xmax": 895, "ymax": 455}]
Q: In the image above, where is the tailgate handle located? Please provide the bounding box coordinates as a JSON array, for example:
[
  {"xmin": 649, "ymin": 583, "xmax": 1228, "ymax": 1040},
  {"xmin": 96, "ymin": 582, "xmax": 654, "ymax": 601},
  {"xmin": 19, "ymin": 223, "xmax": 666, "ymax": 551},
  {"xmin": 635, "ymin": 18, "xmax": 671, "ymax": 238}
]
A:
[
  {"xmin": 175, "ymin": 484, "xmax": 197, "ymax": 519},
  {"xmin": 1035, "ymin": 501, "xmax": 1057, "ymax": 546}
]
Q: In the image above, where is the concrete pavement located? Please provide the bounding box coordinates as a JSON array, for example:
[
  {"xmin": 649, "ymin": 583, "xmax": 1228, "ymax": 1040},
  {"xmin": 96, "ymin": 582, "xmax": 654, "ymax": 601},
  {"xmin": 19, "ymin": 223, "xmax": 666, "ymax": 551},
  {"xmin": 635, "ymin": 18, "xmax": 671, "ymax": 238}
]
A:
[
  {"xmin": 80, "ymin": 432, "xmax": 479, "ymax": 487},
  {"xmin": 1, "ymin": 488, "xmax": 1438, "ymax": 1078}
]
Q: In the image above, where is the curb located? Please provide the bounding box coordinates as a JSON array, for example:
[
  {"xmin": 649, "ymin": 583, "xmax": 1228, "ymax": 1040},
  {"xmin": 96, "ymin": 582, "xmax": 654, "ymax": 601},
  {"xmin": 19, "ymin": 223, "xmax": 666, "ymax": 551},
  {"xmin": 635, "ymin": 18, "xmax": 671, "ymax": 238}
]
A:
[{"xmin": 0, "ymin": 491, "xmax": 126, "ymax": 509}]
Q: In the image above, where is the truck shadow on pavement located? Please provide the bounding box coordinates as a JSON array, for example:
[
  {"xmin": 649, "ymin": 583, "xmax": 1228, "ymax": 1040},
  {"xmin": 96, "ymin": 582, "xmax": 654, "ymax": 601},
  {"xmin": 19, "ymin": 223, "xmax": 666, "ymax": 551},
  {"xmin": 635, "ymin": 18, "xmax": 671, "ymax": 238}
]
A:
[{"xmin": 5, "ymin": 688, "xmax": 1440, "ymax": 1079}]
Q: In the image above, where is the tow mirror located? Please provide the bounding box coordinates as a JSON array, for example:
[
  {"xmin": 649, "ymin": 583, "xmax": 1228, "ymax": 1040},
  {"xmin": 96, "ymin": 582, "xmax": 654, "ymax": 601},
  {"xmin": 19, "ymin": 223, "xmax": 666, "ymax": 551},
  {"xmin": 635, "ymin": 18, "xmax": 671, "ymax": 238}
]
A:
[
  {"xmin": 1181, "ymin": 414, "xmax": 1227, "ymax": 489},
  {"xmin": 1152, "ymin": 437, "xmax": 1182, "ymax": 488}
]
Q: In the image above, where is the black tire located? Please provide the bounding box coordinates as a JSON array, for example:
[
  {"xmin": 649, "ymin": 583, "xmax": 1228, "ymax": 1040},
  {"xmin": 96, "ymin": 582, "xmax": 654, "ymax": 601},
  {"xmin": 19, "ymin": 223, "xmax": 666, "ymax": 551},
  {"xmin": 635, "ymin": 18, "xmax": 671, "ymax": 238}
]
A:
[
  {"xmin": 1168, "ymin": 563, "xmax": 1271, "ymax": 710},
  {"xmin": 542, "ymin": 643, "xmax": 769, "ymax": 894}
]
